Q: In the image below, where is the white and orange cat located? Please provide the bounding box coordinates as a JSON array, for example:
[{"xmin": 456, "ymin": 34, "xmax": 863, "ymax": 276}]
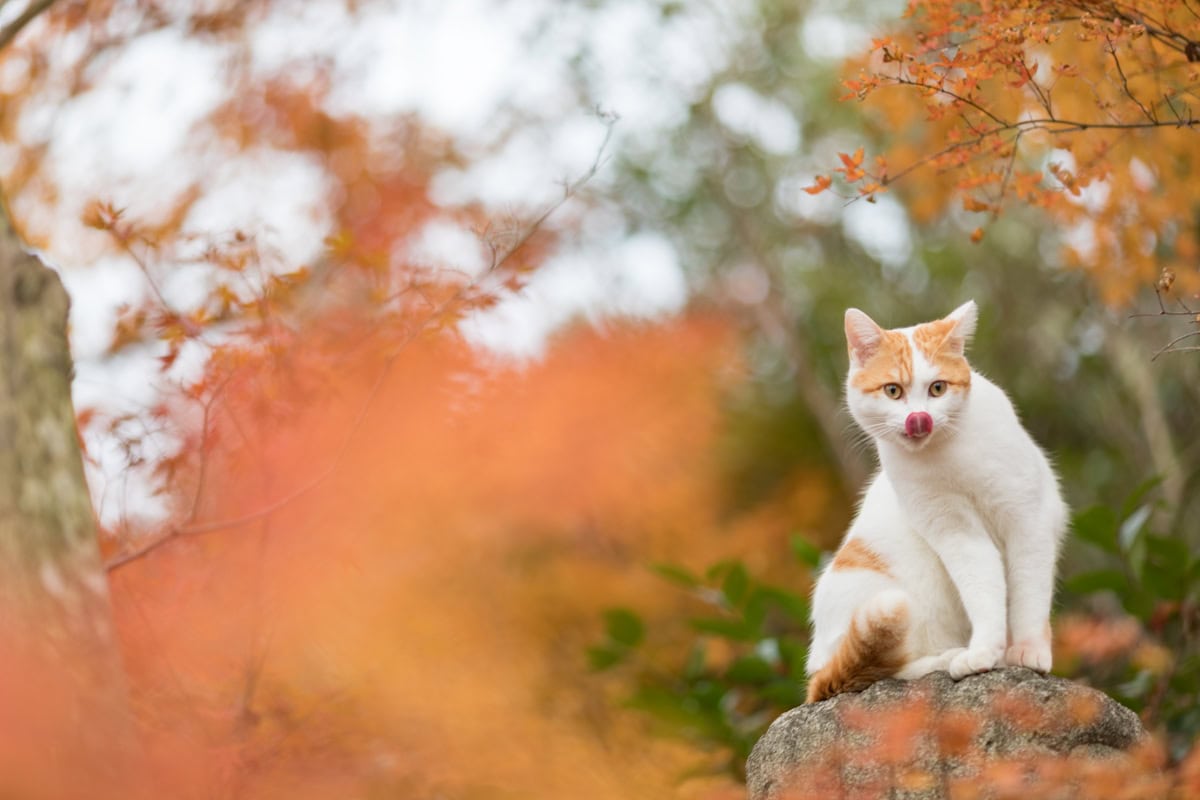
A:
[{"xmin": 805, "ymin": 301, "xmax": 1067, "ymax": 703}]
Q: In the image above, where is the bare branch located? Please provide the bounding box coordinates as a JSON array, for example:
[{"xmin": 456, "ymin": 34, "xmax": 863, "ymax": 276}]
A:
[
  {"xmin": 1151, "ymin": 329, "xmax": 1200, "ymax": 361},
  {"xmin": 0, "ymin": 0, "xmax": 57, "ymax": 52},
  {"xmin": 890, "ymin": 76, "xmax": 1010, "ymax": 127},
  {"xmin": 1128, "ymin": 287, "xmax": 1200, "ymax": 318}
]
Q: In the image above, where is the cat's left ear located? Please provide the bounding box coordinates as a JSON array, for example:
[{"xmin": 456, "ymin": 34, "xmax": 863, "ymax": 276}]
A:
[{"xmin": 943, "ymin": 300, "xmax": 978, "ymax": 354}]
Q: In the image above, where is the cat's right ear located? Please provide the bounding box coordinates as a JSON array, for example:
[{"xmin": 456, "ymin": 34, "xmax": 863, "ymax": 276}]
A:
[
  {"xmin": 944, "ymin": 300, "xmax": 978, "ymax": 354},
  {"xmin": 845, "ymin": 308, "xmax": 884, "ymax": 367}
]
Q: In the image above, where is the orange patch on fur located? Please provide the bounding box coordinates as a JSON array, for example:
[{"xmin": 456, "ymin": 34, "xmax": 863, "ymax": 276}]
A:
[
  {"xmin": 831, "ymin": 539, "xmax": 890, "ymax": 575},
  {"xmin": 806, "ymin": 601, "xmax": 909, "ymax": 703},
  {"xmin": 913, "ymin": 320, "xmax": 971, "ymax": 388},
  {"xmin": 849, "ymin": 329, "xmax": 912, "ymax": 392},
  {"xmin": 912, "ymin": 318, "xmax": 955, "ymax": 360}
]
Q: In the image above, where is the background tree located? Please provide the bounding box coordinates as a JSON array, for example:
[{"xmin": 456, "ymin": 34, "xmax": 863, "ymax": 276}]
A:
[{"xmin": 825, "ymin": 1, "xmax": 1200, "ymax": 306}]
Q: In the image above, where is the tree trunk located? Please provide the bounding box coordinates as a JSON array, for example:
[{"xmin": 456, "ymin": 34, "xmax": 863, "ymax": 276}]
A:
[
  {"xmin": 0, "ymin": 198, "xmax": 136, "ymax": 796},
  {"xmin": 0, "ymin": 198, "xmax": 109, "ymax": 632}
]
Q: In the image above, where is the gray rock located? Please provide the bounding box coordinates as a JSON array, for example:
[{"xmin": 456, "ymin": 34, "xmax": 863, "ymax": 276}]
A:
[{"xmin": 746, "ymin": 668, "xmax": 1147, "ymax": 800}]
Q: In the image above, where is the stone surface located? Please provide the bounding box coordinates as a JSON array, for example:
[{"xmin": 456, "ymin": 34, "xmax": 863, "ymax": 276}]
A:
[{"xmin": 746, "ymin": 668, "xmax": 1147, "ymax": 800}]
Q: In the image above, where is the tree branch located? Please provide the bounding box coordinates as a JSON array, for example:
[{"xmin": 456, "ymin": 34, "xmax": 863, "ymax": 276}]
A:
[
  {"xmin": 0, "ymin": 0, "xmax": 57, "ymax": 52},
  {"xmin": 105, "ymin": 113, "xmax": 619, "ymax": 573},
  {"xmin": 1105, "ymin": 32, "xmax": 1157, "ymax": 123},
  {"xmin": 1151, "ymin": 329, "xmax": 1200, "ymax": 361}
]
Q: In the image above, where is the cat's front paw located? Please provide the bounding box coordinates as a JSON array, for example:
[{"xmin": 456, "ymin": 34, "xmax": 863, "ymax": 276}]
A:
[
  {"xmin": 948, "ymin": 644, "xmax": 1005, "ymax": 679},
  {"xmin": 1006, "ymin": 639, "xmax": 1052, "ymax": 673}
]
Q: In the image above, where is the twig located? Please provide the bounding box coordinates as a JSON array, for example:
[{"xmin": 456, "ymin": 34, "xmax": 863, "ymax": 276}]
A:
[
  {"xmin": 1019, "ymin": 57, "xmax": 1054, "ymax": 118},
  {"xmin": 1106, "ymin": 33, "xmax": 1157, "ymax": 123},
  {"xmin": 1150, "ymin": 330, "xmax": 1200, "ymax": 360},
  {"xmin": 105, "ymin": 113, "xmax": 619, "ymax": 572},
  {"xmin": 0, "ymin": 0, "xmax": 57, "ymax": 52},
  {"xmin": 185, "ymin": 374, "xmax": 235, "ymax": 523},
  {"xmin": 858, "ymin": 82, "xmax": 1198, "ymax": 198},
  {"xmin": 1128, "ymin": 288, "xmax": 1199, "ymax": 318},
  {"xmin": 989, "ymin": 130, "xmax": 1023, "ymax": 215}
]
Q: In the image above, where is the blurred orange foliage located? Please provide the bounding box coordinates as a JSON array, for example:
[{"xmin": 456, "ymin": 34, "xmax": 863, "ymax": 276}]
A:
[{"xmin": 90, "ymin": 311, "xmax": 834, "ymax": 798}]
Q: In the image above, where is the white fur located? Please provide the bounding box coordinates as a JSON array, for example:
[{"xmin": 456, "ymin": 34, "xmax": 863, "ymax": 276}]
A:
[{"xmin": 807, "ymin": 301, "xmax": 1067, "ymax": 682}]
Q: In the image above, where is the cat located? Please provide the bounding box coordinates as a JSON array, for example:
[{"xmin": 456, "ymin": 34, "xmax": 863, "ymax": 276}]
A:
[{"xmin": 805, "ymin": 300, "xmax": 1067, "ymax": 703}]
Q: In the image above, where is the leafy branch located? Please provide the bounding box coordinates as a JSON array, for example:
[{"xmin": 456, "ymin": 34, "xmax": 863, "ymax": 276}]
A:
[{"xmin": 104, "ymin": 113, "xmax": 618, "ymax": 572}]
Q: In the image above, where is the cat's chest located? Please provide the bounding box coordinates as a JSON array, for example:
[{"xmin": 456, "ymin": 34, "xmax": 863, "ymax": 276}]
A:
[{"xmin": 881, "ymin": 447, "xmax": 1017, "ymax": 522}]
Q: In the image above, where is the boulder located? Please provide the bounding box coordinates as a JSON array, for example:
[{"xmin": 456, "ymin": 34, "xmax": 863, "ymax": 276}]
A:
[{"xmin": 747, "ymin": 668, "xmax": 1149, "ymax": 800}]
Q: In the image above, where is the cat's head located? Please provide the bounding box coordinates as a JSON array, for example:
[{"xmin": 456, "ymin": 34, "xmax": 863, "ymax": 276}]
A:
[{"xmin": 843, "ymin": 301, "xmax": 977, "ymax": 451}]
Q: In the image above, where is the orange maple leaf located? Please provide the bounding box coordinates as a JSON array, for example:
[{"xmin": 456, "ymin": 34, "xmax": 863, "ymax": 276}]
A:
[
  {"xmin": 835, "ymin": 148, "xmax": 867, "ymax": 182},
  {"xmin": 803, "ymin": 175, "xmax": 833, "ymax": 194}
]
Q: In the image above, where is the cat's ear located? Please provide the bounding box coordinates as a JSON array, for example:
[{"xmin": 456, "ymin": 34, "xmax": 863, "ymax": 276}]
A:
[
  {"xmin": 845, "ymin": 308, "xmax": 884, "ymax": 367},
  {"xmin": 943, "ymin": 300, "xmax": 978, "ymax": 354}
]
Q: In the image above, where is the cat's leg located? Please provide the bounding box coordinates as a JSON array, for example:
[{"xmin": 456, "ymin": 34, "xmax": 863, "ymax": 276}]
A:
[
  {"xmin": 1004, "ymin": 501, "xmax": 1065, "ymax": 672},
  {"xmin": 915, "ymin": 510, "xmax": 1007, "ymax": 679},
  {"xmin": 895, "ymin": 647, "xmax": 966, "ymax": 679}
]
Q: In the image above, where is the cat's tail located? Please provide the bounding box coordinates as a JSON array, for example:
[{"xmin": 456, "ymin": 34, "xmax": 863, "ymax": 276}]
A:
[{"xmin": 805, "ymin": 590, "xmax": 910, "ymax": 703}]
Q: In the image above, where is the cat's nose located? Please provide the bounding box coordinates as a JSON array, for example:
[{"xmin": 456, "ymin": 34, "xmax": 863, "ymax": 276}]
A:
[{"xmin": 905, "ymin": 412, "xmax": 933, "ymax": 438}]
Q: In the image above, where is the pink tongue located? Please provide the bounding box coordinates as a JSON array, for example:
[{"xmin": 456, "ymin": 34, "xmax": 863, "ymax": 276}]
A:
[{"xmin": 905, "ymin": 412, "xmax": 933, "ymax": 438}]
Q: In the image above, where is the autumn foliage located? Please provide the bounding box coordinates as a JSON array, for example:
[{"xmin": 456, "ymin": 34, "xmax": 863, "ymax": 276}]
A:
[
  {"xmin": 810, "ymin": 0, "xmax": 1200, "ymax": 304},
  {"xmin": 68, "ymin": 310, "xmax": 826, "ymax": 799}
]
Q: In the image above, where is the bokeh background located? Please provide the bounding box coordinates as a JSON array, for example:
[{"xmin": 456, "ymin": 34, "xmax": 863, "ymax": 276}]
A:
[{"xmin": 1, "ymin": 0, "xmax": 1197, "ymax": 797}]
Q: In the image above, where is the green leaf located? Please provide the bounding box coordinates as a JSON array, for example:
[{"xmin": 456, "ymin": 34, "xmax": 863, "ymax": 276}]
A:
[
  {"xmin": 651, "ymin": 562, "xmax": 701, "ymax": 589},
  {"xmin": 1144, "ymin": 533, "xmax": 1189, "ymax": 567},
  {"xmin": 705, "ymin": 559, "xmax": 737, "ymax": 582},
  {"xmin": 760, "ymin": 679, "xmax": 805, "ymax": 708},
  {"xmin": 690, "ymin": 616, "xmax": 757, "ymax": 641},
  {"xmin": 1187, "ymin": 560, "xmax": 1200, "ymax": 603},
  {"xmin": 742, "ymin": 589, "xmax": 769, "ymax": 633},
  {"xmin": 688, "ymin": 679, "xmax": 727, "ymax": 711},
  {"xmin": 1119, "ymin": 476, "xmax": 1163, "ymax": 522},
  {"xmin": 1142, "ymin": 536, "xmax": 1188, "ymax": 600},
  {"xmin": 587, "ymin": 644, "xmax": 626, "ymax": 671},
  {"xmin": 1142, "ymin": 568, "xmax": 1185, "ymax": 603},
  {"xmin": 721, "ymin": 562, "xmax": 750, "ymax": 608},
  {"xmin": 726, "ymin": 654, "xmax": 775, "ymax": 684},
  {"xmin": 1064, "ymin": 569, "xmax": 1130, "ymax": 596},
  {"xmin": 628, "ymin": 686, "xmax": 727, "ymax": 739},
  {"xmin": 777, "ymin": 639, "xmax": 809, "ymax": 680},
  {"xmin": 603, "ymin": 608, "xmax": 645, "ymax": 647},
  {"xmin": 758, "ymin": 585, "xmax": 810, "ymax": 622},
  {"xmin": 789, "ymin": 534, "xmax": 823, "ymax": 569},
  {"xmin": 1072, "ymin": 505, "xmax": 1118, "ymax": 554}
]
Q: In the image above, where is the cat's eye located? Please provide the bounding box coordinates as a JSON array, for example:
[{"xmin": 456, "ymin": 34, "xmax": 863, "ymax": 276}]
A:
[
  {"xmin": 929, "ymin": 380, "xmax": 948, "ymax": 397},
  {"xmin": 883, "ymin": 383, "xmax": 903, "ymax": 399}
]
